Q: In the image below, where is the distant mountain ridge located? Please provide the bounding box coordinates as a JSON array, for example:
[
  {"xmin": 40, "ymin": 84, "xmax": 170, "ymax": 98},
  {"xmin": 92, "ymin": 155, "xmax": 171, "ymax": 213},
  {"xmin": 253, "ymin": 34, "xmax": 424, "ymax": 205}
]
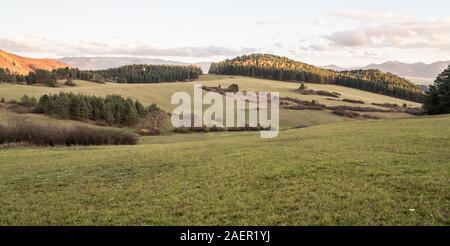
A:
[
  {"xmin": 321, "ymin": 64, "xmax": 347, "ymax": 71},
  {"xmin": 60, "ymin": 57, "xmax": 188, "ymax": 70},
  {"xmin": 60, "ymin": 57, "xmax": 212, "ymax": 73},
  {"xmin": 0, "ymin": 49, "xmax": 69, "ymax": 75},
  {"xmin": 322, "ymin": 60, "xmax": 450, "ymax": 80}
]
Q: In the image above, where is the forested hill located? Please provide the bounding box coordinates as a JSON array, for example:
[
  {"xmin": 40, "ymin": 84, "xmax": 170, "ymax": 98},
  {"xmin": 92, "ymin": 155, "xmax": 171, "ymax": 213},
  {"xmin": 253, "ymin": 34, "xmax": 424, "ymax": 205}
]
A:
[
  {"xmin": 94, "ymin": 64, "xmax": 203, "ymax": 83},
  {"xmin": 209, "ymin": 54, "xmax": 424, "ymax": 102},
  {"xmin": 0, "ymin": 49, "xmax": 69, "ymax": 75}
]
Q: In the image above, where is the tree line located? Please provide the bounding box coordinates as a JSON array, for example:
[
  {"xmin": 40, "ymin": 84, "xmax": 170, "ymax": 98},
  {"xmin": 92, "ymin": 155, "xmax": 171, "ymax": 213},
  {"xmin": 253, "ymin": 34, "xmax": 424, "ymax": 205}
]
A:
[
  {"xmin": 335, "ymin": 70, "xmax": 424, "ymax": 102},
  {"xmin": 0, "ymin": 64, "xmax": 203, "ymax": 86},
  {"xmin": 0, "ymin": 67, "xmax": 94, "ymax": 87},
  {"xmin": 0, "ymin": 68, "xmax": 27, "ymax": 83},
  {"xmin": 95, "ymin": 64, "xmax": 202, "ymax": 83},
  {"xmin": 209, "ymin": 54, "xmax": 424, "ymax": 102},
  {"xmin": 35, "ymin": 92, "xmax": 160, "ymax": 127}
]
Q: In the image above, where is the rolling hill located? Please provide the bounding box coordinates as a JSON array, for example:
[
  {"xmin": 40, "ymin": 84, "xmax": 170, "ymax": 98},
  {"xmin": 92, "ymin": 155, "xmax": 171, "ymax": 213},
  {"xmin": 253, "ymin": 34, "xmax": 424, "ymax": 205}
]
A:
[
  {"xmin": 210, "ymin": 54, "xmax": 424, "ymax": 102},
  {"xmin": 0, "ymin": 50, "xmax": 69, "ymax": 75},
  {"xmin": 0, "ymin": 74, "xmax": 422, "ymax": 130},
  {"xmin": 323, "ymin": 60, "xmax": 450, "ymax": 82}
]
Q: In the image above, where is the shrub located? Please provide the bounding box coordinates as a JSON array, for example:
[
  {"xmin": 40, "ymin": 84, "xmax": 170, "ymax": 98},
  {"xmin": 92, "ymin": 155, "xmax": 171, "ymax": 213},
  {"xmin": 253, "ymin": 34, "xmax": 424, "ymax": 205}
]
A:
[
  {"xmin": 0, "ymin": 121, "xmax": 138, "ymax": 146},
  {"xmin": 328, "ymin": 105, "xmax": 389, "ymax": 112},
  {"xmin": 227, "ymin": 83, "xmax": 239, "ymax": 93},
  {"xmin": 342, "ymin": 98, "xmax": 365, "ymax": 104},
  {"xmin": 372, "ymin": 103, "xmax": 399, "ymax": 108},
  {"xmin": 20, "ymin": 95, "xmax": 37, "ymax": 107},
  {"xmin": 65, "ymin": 78, "xmax": 76, "ymax": 86},
  {"xmin": 296, "ymin": 88, "xmax": 340, "ymax": 98},
  {"xmin": 209, "ymin": 125, "xmax": 226, "ymax": 132},
  {"xmin": 281, "ymin": 97, "xmax": 327, "ymax": 110},
  {"xmin": 332, "ymin": 110, "xmax": 360, "ymax": 118},
  {"xmin": 174, "ymin": 127, "xmax": 191, "ymax": 134},
  {"xmin": 299, "ymin": 83, "xmax": 306, "ymax": 91},
  {"xmin": 138, "ymin": 128, "xmax": 161, "ymax": 136},
  {"xmin": 148, "ymin": 103, "xmax": 161, "ymax": 114},
  {"xmin": 138, "ymin": 111, "xmax": 169, "ymax": 136}
]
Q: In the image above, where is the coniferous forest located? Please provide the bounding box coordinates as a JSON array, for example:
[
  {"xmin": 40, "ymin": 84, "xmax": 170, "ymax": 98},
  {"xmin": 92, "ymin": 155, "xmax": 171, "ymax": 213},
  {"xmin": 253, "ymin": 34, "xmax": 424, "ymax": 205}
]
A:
[
  {"xmin": 209, "ymin": 54, "xmax": 425, "ymax": 102},
  {"xmin": 0, "ymin": 64, "xmax": 202, "ymax": 86},
  {"xmin": 35, "ymin": 92, "xmax": 153, "ymax": 127},
  {"xmin": 95, "ymin": 64, "xmax": 203, "ymax": 83}
]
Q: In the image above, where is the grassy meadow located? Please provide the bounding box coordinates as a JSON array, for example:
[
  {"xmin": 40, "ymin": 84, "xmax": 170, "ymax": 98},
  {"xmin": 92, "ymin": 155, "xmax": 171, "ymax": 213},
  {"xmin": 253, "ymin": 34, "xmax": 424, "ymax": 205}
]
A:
[
  {"xmin": 0, "ymin": 74, "xmax": 421, "ymax": 130},
  {"xmin": 0, "ymin": 75, "xmax": 422, "ymax": 110},
  {"xmin": 0, "ymin": 75, "xmax": 448, "ymax": 226},
  {"xmin": 0, "ymin": 115, "xmax": 449, "ymax": 225}
]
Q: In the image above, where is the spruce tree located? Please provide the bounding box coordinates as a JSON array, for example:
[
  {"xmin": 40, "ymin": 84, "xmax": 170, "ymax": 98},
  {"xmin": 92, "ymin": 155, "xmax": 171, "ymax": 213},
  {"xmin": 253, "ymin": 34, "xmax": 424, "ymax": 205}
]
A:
[{"xmin": 425, "ymin": 65, "xmax": 450, "ymax": 114}]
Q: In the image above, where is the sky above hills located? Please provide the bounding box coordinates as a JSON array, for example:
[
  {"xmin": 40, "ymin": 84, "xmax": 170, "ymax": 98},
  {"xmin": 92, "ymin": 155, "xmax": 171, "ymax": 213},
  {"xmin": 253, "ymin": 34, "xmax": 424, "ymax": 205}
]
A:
[{"xmin": 1, "ymin": 0, "xmax": 449, "ymax": 66}]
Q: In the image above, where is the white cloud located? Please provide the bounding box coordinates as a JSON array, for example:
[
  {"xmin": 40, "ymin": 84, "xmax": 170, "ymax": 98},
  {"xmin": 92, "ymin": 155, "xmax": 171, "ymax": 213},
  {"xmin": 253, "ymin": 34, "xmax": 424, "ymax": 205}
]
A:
[
  {"xmin": 313, "ymin": 18, "xmax": 339, "ymax": 27},
  {"xmin": 301, "ymin": 44, "xmax": 330, "ymax": 51},
  {"xmin": 0, "ymin": 36, "xmax": 257, "ymax": 58},
  {"xmin": 256, "ymin": 19, "xmax": 278, "ymax": 26},
  {"xmin": 273, "ymin": 42, "xmax": 284, "ymax": 49},
  {"xmin": 324, "ymin": 17, "xmax": 450, "ymax": 50},
  {"xmin": 325, "ymin": 31, "xmax": 371, "ymax": 47},
  {"xmin": 334, "ymin": 11, "xmax": 411, "ymax": 22},
  {"xmin": 0, "ymin": 36, "xmax": 68, "ymax": 53}
]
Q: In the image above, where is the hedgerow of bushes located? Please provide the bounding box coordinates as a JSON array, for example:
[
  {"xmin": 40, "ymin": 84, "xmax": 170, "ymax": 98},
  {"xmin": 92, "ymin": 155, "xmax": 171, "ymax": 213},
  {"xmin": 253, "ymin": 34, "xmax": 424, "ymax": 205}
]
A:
[{"xmin": 0, "ymin": 121, "xmax": 138, "ymax": 146}]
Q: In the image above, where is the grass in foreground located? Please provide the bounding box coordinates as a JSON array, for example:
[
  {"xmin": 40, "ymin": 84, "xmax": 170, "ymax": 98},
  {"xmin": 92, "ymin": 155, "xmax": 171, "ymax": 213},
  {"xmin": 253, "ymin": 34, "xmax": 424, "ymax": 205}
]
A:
[{"xmin": 0, "ymin": 115, "xmax": 449, "ymax": 225}]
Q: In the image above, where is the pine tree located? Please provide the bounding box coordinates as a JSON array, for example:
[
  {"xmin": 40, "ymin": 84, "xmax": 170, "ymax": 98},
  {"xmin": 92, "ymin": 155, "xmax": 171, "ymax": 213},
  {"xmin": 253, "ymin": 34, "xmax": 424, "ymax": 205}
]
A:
[
  {"xmin": 148, "ymin": 103, "xmax": 160, "ymax": 115},
  {"xmin": 299, "ymin": 83, "xmax": 306, "ymax": 91},
  {"xmin": 135, "ymin": 100, "xmax": 147, "ymax": 116},
  {"xmin": 425, "ymin": 65, "xmax": 450, "ymax": 114},
  {"xmin": 35, "ymin": 92, "xmax": 160, "ymax": 127}
]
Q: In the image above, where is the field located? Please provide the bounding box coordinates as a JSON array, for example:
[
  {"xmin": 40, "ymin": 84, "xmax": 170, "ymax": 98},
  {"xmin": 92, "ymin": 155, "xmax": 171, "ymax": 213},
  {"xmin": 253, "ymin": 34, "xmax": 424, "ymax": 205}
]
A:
[
  {"xmin": 0, "ymin": 75, "xmax": 420, "ymax": 130},
  {"xmin": 0, "ymin": 75, "xmax": 422, "ymax": 110},
  {"xmin": 0, "ymin": 75, "xmax": 448, "ymax": 226},
  {"xmin": 0, "ymin": 115, "xmax": 449, "ymax": 225}
]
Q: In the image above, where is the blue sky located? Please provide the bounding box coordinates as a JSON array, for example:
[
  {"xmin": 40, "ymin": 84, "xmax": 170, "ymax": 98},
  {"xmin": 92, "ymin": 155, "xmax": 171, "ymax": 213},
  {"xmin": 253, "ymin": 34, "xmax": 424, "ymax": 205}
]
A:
[{"xmin": 1, "ymin": 0, "xmax": 449, "ymax": 66}]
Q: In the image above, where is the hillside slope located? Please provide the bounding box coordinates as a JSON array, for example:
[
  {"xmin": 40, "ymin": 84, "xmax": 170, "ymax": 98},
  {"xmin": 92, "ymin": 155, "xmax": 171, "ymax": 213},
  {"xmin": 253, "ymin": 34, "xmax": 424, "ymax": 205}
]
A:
[
  {"xmin": 0, "ymin": 50, "xmax": 69, "ymax": 75},
  {"xmin": 0, "ymin": 74, "xmax": 422, "ymax": 130},
  {"xmin": 209, "ymin": 54, "xmax": 424, "ymax": 102},
  {"xmin": 0, "ymin": 115, "xmax": 448, "ymax": 225}
]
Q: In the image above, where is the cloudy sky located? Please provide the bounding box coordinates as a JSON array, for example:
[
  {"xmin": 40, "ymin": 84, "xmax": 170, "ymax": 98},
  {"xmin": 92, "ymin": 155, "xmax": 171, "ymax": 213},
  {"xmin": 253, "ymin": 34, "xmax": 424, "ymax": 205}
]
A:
[{"xmin": 1, "ymin": 0, "xmax": 449, "ymax": 66}]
